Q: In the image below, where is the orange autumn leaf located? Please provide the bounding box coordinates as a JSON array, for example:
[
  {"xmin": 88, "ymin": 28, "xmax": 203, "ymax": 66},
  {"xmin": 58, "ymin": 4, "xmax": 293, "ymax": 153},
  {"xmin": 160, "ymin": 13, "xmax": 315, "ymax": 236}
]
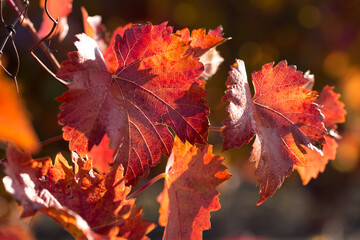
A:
[
  {"xmin": 296, "ymin": 136, "xmax": 337, "ymax": 185},
  {"xmin": 316, "ymin": 86, "xmax": 346, "ymax": 130},
  {"xmin": 2, "ymin": 144, "xmax": 152, "ymax": 239},
  {"xmin": 295, "ymin": 86, "xmax": 346, "ymax": 184},
  {"xmin": 176, "ymin": 26, "xmax": 227, "ymax": 80},
  {"xmin": 157, "ymin": 136, "xmax": 230, "ymax": 240},
  {"xmin": 57, "ymin": 23, "xmax": 209, "ymax": 185},
  {"xmin": 176, "ymin": 26, "xmax": 226, "ymax": 57},
  {"xmin": 222, "ymin": 60, "xmax": 326, "ymax": 205},
  {"xmin": 0, "ymin": 68, "xmax": 38, "ymax": 152},
  {"xmin": 38, "ymin": 0, "xmax": 73, "ymax": 41},
  {"xmin": 96, "ymin": 205, "xmax": 155, "ymax": 240},
  {"xmin": 87, "ymin": 134, "xmax": 114, "ymax": 173}
]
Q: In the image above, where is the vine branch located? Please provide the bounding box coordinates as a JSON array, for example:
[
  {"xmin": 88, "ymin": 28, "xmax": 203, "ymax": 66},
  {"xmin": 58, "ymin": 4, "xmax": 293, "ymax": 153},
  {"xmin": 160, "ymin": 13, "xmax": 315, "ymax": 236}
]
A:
[
  {"xmin": 7, "ymin": 0, "xmax": 61, "ymax": 70},
  {"xmin": 127, "ymin": 173, "xmax": 167, "ymax": 199}
]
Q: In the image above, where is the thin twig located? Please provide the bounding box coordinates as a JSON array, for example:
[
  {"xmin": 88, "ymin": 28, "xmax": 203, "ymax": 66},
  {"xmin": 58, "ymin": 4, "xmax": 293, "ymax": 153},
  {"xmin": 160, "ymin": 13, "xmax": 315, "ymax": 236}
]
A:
[
  {"xmin": 10, "ymin": 0, "xmax": 61, "ymax": 70},
  {"xmin": 37, "ymin": 134, "xmax": 64, "ymax": 148},
  {"xmin": 0, "ymin": 134, "xmax": 64, "ymax": 164},
  {"xmin": 126, "ymin": 173, "xmax": 167, "ymax": 199},
  {"xmin": 0, "ymin": 0, "xmax": 29, "ymax": 91},
  {"xmin": 208, "ymin": 126, "xmax": 224, "ymax": 132}
]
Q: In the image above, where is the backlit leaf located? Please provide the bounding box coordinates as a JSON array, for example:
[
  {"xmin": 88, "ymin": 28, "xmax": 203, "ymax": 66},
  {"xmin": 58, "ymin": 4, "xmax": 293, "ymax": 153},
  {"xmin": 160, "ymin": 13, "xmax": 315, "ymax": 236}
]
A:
[
  {"xmin": 295, "ymin": 86, "xmax": 346, "ymax": 184},
  {"xmin": 87, "ymin": 134, "xmax": 114, "ymax": 173},
  {"xmin": 176, "ymin": 26, "xmax": 226, "ymax": 80},
  {"xmin": 222, "ymin": 60, "xmax": 326, "ymax": 205},
  {"xmin": 157, "ymin": 136, "xmax": 230, "ymax": 240},
  {"xmin": 38, "ymin": 0, "xmax": 72, "ymax": 41},
  {"xmin": 57, "ymin": 23, "xmax": 209, "ymax": 185},
  {"xmin": 0, "ymin": 68, "xmax": 38, "ymax": 152},
  {"xmin": 96, "ymin": 205, "xmax": 155, "ymax": 240},
  {"xmin": 81, "ymin": 6, "xmax": 108, "ymax": 52},
  {"xmin": 2, "ymin": 144, "xmax": 151, "ymax": 239}
]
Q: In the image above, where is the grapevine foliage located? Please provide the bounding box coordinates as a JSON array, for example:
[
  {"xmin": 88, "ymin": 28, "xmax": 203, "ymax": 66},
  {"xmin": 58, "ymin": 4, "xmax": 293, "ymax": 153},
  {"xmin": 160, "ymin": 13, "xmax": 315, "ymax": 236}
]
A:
[{"xmin": 0, "ymin": 1, "xmax": 346, "ymax": 240}]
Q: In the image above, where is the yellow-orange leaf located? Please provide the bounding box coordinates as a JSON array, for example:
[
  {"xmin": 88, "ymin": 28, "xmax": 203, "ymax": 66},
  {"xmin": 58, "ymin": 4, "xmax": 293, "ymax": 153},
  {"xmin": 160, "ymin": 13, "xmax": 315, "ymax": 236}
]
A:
[{"xmin": 0, "ymin": 69, "xmax": 38, "ymax": 152}]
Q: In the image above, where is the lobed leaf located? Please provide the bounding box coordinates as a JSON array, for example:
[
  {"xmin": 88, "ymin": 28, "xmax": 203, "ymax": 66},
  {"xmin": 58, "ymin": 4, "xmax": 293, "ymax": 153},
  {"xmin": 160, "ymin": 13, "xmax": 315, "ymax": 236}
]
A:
[
  {"xmin": 57, "ymin": 23, "xmax": 210, "ymax": 185},
  {"xmin": 157, "ymin": 136, "xmax": 230, "ymax": 240},
  {"xmin": 3, "ymin": 144, "xmax": 152, "ymax": 239},
  {"xmin": 222, "ymin": 60, "xmax": 326, "ymax": 205}
]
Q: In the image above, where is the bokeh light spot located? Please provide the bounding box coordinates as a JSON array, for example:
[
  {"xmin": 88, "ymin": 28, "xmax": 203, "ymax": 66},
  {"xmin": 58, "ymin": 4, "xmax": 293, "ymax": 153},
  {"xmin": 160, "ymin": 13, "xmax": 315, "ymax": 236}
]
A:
[
  {"xmin": 342, "ymin": 67, "xmax": 360, "ymax": 109},
  {"xmin": 251, "ymin": 0, "xmax": 283, "ymax": 14},
  {"xmin": 323, "ymin": 51, "xmax": 349, "ymax": 78},
  {"xmin": 173, "ymin": 3, "xmax": 197, "ymax": 26},
  {"xmin": 298, "ymin": 5, "xmax": 321, "ymax": 29},
  {"xmin": 239, "ymin": 42, "xmax": 262, "ymax": 66},
  {"xmin": 334, "ymin": 133, "xmax": 359, "ymax": 173}
]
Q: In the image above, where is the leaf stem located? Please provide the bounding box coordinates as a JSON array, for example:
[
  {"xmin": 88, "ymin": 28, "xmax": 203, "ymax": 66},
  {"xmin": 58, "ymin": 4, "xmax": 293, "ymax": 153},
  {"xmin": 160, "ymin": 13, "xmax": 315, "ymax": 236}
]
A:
[
  {"xmin": 208, "ymin": 126, "xmax": 224, "ymax": 132},
  {"xmin": 37, "ymin": 134, "xmax": 64, "ymax": 148},
  {"xmin": 127, "ymin": 173, "xmax": 167, "ymax": 199},
  {"xmin": 0, "ymin": 135, "xmax": 64, "ymax": 164}
]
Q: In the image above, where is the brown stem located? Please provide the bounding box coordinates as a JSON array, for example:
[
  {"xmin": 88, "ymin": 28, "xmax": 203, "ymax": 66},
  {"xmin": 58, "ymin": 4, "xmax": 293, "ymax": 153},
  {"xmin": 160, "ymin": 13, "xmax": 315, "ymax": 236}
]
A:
[
  {"xmin": 127, "ymin": 173, "xmax": 167, "ymax": 199},
  {"xmin": 37, "ymin": 134, "xmax": 64, "ymax": 148},
  {"xmin": 208, "ymin": 126, "xmax": 224, "ymax": 132},
  {"xmin": 0, "ymin": 134, "xmax": 64, "ymax": 164}
]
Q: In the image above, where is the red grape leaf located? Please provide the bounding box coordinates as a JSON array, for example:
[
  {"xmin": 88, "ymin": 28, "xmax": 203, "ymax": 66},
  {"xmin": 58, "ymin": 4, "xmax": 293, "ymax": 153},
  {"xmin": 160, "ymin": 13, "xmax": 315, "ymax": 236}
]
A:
[
  {"xmin": 38, "ymin": 0, "xmax": 72, "ymax": 41},
  {"xmin": 81, "ymin": 6, "xmax": 108, "ymax": 52},
  {"xmin": 222, "ymin": 60, "xmax": 326, "ymax": 205},
  {"xmin": 157, "ymin": 136, "xmax": 230, "ymax": 240},
  {"xmin": 96, "ymin": 205, "xmax": 155, "ymax": 240},
  {"xmin": 88, "ymin": 134, "xmax": 114, "ymax": 173},
  {"xmin": 0, "ymin": 68, "xmax": 38, "ymax": 152},
  {"xmin": 295, "ymin": 135, "xmax": 337, "ymax": 185},
  {"xmin": 176, "ymin": 26, "xmax": 227, "ymax": 80},
  {"xmin": 57, "ymin": 22, "xmax": 209, "ymax": 185},
  {"xmin": 2, "ymin": 144, "xmax": 149, "ymax": 239},
  {"xmin": 316, "ymin": 86, "xmax": 346, "ymax": 130},
  {"xmin": 295, "ymin": 86, "xmax": 346, "ymax": 184},
  {"xmin": 103, "ymin": 23, "xmax": 133, "ymax": 73},
  {"xmin": 176, "ymin": 26, "xmax": 226, "ymax": 57}
]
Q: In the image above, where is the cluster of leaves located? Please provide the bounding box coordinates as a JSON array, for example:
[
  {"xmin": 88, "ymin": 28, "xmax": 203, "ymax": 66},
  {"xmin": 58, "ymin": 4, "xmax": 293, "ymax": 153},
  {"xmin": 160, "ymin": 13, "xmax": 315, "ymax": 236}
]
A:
[{"xmin": 0, "ymin": 0, "xmax": 346, "ymax": 239}]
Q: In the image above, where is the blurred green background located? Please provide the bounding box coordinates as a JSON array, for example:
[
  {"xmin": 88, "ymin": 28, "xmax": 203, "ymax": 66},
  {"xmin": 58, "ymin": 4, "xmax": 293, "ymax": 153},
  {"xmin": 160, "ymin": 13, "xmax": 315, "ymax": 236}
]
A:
[{"xmin": 1, "ymin": 0, "xmax": 360, "ymax": 239}]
